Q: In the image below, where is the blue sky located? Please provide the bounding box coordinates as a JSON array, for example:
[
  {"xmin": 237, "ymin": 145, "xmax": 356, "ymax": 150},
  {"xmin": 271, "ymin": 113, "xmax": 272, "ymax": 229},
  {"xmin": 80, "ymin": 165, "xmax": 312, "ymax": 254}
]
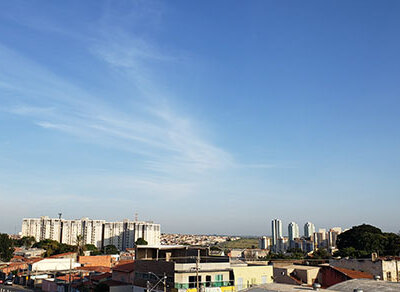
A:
[{"xmin": 0, "ymin": 0, "xmax": 399, "ymax": 235}]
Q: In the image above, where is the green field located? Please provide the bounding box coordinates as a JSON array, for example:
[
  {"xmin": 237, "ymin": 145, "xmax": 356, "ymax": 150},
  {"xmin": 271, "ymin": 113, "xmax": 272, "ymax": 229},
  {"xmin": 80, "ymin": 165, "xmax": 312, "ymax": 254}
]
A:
[{"xmin": 217, "ymin": 238, "xmax": 259, "ymax": 249}]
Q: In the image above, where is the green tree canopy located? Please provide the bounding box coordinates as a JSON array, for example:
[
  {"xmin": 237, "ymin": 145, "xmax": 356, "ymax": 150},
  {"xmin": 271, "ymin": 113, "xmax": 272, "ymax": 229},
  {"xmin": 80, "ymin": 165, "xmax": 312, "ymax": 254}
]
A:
[
  {"xmin": 33, "ymin": 239, "xmax": 76, "ymax": 257},
  {"xmin": 102, "ymin": 245, "xmax": 119, "ymax": 255},
  {"xmin": 0, "ymin": 234, "xmax": 15, "ymax": 262},
  {"xmin": 336, "ymin": 224, "xmax": 400, "ymax": 258},
  {"xmin": 84, "ymin": 244, "xmax": 101, "ymax": 255},
  {"xmin": 14, "ymin": 236, "xmax": 36, "ymax": 248},
  {"xmin": 311, "ymin": 248, "xmax": 331, "ymax": 259},
  {"xmin": 135, "ymin": 238, "xmax": 148, "ymax": 245}
]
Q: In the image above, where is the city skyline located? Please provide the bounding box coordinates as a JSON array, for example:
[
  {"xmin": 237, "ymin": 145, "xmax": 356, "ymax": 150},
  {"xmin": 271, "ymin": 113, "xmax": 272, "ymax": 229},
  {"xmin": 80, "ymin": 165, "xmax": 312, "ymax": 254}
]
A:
[{"xmin": 1, "ymin": 1, "xmax": 400, "ymax": 234}]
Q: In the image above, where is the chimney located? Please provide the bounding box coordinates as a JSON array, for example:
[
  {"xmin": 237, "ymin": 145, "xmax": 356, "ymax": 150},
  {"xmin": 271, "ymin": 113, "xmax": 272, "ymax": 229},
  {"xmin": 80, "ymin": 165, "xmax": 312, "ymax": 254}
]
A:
[{"xmin": 371, "ymin": 252, "xmax": 378, "ymax": 261}]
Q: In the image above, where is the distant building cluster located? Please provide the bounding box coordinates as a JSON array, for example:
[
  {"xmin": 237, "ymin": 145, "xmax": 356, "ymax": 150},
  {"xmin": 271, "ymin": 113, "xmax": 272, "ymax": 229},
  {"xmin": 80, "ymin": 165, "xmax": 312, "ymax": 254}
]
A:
[
  {"xmin": 161, "ymin": 233, "xmax": 239, "ymax": 246},
  {"xmin": 21, "ymin": 216, "xmax": 160, "ymax": 250},
  {"xmin": 260, "ymin": 219, "xmax": 343, "ymax": 254}
]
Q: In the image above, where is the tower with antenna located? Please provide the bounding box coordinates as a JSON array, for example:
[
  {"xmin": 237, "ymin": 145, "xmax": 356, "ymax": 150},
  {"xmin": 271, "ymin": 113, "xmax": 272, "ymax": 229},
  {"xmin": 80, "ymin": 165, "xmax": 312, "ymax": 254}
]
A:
[
  {"xmin": 135, "ymin": 213, "xmax": 138, "ymax": 221},
  {"xmin": 58, "ymin": 213, "xmax": 62, "ymax": 220}
]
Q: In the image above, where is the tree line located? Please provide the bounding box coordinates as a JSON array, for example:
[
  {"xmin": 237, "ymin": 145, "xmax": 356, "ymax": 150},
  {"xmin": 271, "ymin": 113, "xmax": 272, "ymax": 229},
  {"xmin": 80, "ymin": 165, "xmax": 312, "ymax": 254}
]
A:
[{"xmin": 0, "ymin": 234, "xmax": 148, "ymax": 262}]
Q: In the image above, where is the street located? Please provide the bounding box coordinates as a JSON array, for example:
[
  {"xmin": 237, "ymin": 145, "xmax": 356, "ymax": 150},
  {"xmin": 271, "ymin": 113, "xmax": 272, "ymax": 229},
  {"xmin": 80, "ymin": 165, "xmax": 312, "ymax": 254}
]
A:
[{"xmin": 0, "ymin": 284, "xmax": 34, "ymax": 292}]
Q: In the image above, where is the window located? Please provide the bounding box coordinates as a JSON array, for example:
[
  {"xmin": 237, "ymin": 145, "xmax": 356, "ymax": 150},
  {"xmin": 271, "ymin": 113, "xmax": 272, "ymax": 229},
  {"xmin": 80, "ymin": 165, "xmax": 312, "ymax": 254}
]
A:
[
  {"xmin": 215, "ymin": 274, "xmax": 223, "ymax": 281},
  {"xmin": 188, "ymin": 276, "xmax": 201, "ymax": 288},
  {"xmin": 237, "ymin": 277, "xmax": 243, "ymax": 290},
  {"xmin": 387, "ymin": 272, "xmax": 392, "ymax": 281},
  {"xmin": 206, "ymin": 275, "xmax": 211, "ymax": 287}
]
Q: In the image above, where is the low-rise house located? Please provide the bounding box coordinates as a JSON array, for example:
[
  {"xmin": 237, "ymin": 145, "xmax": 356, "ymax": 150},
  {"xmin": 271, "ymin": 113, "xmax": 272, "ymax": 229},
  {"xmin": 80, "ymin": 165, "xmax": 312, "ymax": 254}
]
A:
[
  {"xmin": 317, "ymin": 264, "xmax": 373, "ymax": 288},
  {"xmin": 134, "ymin": 245, "xmax": 234, "ymax": 292},
  {"xmin": 29, "ymin": 257, "xmax": 80, "ymax": 273},
  {"xmin": 273, "ymin": 264, "xmax": 320, "ymax": 286},
  {"xmin": 330, "ymin": 256, "xmax": 400, "ymax": 282},
  {"xmin": 231, "ymin": 263, "xmax": 273, "ymax": 290},
  {"xmin": 14, "ymin": 248, "xmax": 46, "ymax": 258},
  {"xmin": 112, "ymin": 260, "xmax": 135, "ymax": 284}
]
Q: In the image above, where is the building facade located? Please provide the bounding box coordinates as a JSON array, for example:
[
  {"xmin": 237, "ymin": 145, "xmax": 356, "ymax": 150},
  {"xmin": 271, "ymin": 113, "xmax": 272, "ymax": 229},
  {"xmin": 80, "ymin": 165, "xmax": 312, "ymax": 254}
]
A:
[
  {"xmin": 22, "ymin": 217, "xmax": 161, "ymax": 250},
  {"xmin": 304, "ymin": 222, "xmax": 315, "ymax": 238},
  {"xmin": 288, "ymin": 222, "xmax": 299, "ymax": 242},
  {"xmin": 271, "ymin": 219, "xmax": 282, "ymax": 252}
]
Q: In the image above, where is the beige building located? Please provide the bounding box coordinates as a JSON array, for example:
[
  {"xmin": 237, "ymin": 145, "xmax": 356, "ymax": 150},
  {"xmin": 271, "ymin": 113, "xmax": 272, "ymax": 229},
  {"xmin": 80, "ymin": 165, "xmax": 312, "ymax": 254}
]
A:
[
  {"xmin": 273, "ymin": 264, "xmax": 320, "ymax": 286},
  {"xmin": 231, "ymin": 264, "xmax": 273, "ymax": 290}
]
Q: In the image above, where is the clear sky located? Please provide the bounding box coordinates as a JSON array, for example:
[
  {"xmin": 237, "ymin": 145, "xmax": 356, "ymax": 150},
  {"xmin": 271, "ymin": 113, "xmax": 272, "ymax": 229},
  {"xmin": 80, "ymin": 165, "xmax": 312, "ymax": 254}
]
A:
[{"xmin": 0, "ymin": 0, "xmax": 399, "ymax": 235}]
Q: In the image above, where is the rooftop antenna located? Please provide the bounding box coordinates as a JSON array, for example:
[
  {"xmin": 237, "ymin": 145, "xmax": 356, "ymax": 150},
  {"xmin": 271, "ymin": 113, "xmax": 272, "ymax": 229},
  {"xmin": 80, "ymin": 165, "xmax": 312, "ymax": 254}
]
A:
[
  {"xmin": 58, "ymin": 213, "xmax": 62, "ymax": 220},
  {"xmin": 135, "ymin": 213, "xmax": 138, "ymax": 221}
]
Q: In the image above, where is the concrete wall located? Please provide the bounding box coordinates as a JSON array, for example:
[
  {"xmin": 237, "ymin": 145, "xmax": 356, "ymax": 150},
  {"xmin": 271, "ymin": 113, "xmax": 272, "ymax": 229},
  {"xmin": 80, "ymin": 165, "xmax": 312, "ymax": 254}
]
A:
[
  {"xmin": 31, "ymin": 258, "xmax": 80, "ymax": 272},
  {"xmin": 294, "ymin": 267, "xmax": 320, "ymax": 285},
  {"xmin": 174, "ymin": 262, "xmax": 230, "ymax": 272},
  {"xmin": 317, "ymin": 266, "xmax": 348, "ymax": 288},
  {"xmin": 79, "ymin": 255, "xmax": 112, "ymax": 267}
]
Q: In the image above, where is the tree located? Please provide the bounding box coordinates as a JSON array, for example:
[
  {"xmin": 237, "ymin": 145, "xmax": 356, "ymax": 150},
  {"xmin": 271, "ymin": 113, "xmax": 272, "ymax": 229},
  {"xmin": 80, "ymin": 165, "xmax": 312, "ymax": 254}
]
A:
[
  {"xmin": 33, "ymin": 239, "xmax": 76, "ymax": 257},
  {"xmin": 336, "ymin": 224, "xmax": 400, "ymax": 258},
  {"xmin": 135, "ymin": 238, "xmax": 148, "ymax": 245},
  {"xmin": 311, "ymin": 248, "xmax": 331, "ymax": 259},
  {"xmin": 85, "ymin": 244, "xmax": 101, "ymax": 255},
  {"xmin": 102, "ymin": 245, "xmax": 119, "ymax": 255},
  {"xmin": 0, "ymin": 234, "xmax": 15, "ymax": 262},
  {"xmin": 14, "ymin": 236, "xmax": 36, "ymax": 248},
  {"xmin": 383, "ymin": 233, "xmax": 400, "ymax": 256},
  {"xmin": 76, "ymin": 235, "xmax": 85, "ymax": 256}
]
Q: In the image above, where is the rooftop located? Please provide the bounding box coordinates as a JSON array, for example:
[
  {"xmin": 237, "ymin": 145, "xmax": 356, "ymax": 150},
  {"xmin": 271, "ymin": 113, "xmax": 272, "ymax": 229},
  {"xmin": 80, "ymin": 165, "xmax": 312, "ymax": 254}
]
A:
[
  {"xmin": 328, "ymin": 265, "xmax": 373, "ymax": 279},
  {"xmin": 246, "ymin": 283, "xmax": 337, "ymax": 292},
  {"xmin": 112, "ymin": 261, "xmax": 134, "ymax": 273},
  {"xmin": 328, "ymin": 279, "xmax": 400, "ymax": 291}
]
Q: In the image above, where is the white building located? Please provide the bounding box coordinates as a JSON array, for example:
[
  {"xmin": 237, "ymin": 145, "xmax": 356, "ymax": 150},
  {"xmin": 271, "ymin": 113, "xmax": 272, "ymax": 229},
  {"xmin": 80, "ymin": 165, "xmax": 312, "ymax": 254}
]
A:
[
  {"xmin": 271, "ymin": 219, "xmax": 283, "ymax": 252},
  {"xmin": 288, "ymin": 222, "xmax": 299, "ymax": 241},
  {"xmin": 304, "ymin": 222, "xmax": 315, "ymax": 238},
  {"xmin": 259, "ymin": 236, "xmax": 271, "ymax": 250},
  {"xmin": 21, "ymin": 217, "xmax": 62, "ymax": 242},
  {"xmin": 22, "ymin": 217, "xmax": 161, "ymax": 250}
]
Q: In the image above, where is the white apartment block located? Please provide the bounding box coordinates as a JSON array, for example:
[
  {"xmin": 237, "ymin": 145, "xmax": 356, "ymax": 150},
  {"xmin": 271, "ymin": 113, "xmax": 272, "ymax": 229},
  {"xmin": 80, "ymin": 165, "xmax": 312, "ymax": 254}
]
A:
[
  {"xmin": 22, "ymin": 217, "xmax": 62, "ymax": 242},
  {"xmin": 22, "ymin": 216, "xmax": 161, "ymax": 250}
]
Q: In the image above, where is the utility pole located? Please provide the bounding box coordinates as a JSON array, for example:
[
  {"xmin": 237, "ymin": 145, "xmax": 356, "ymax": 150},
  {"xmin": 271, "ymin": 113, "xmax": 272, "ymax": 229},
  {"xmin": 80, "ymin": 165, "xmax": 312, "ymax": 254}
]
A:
[
  {"xmin": 163, "ymin": 272, "xmax": 167, "ymax": 292},
  {"xmin": 68, "ymin": 256, "xmax": 72, "ymax": 292},
  {"xmin": 196, "ymin": 249, "xmax": 200, "ymax": 292}
]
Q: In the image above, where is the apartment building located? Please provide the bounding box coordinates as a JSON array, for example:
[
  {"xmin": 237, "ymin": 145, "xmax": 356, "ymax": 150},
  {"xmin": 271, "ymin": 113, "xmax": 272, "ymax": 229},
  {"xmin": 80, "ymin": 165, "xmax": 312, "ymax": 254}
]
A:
[
  {"xmin": 22, "ymin": 217, "xmax": 62, "ymax": 242},
  {"xmin": 22, "ymin": 216, "xmax": 161, "ymax": 250}
]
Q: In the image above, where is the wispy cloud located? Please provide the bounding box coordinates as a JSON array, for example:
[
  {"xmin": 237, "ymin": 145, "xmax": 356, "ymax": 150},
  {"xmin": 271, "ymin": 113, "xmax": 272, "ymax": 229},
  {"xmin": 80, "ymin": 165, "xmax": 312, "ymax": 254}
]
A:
[
  {"xmin": 0, "ymin": 38, "xmax": 233, "ymax": 181},
  {"xmin": 0, "ymin": 2, "xmax": 278, "ymax": 209}
]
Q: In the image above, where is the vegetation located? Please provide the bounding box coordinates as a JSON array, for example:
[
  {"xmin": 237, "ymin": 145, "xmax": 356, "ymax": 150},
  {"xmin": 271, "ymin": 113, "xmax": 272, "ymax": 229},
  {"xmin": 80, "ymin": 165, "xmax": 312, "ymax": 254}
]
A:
[
  {"xmin": 217, "ymin": 238, "xmax": 259, "ymax": 249},
  {"xmin": 13, "ymin": 236, "xmax": 36, "ymax": 248},
  {"xmin": 309, "ymin": 248, "xmax": 331, "ymax": 259},
  {"xmin": 85, "ymin": 244, "xmax": 102, "ymax": 255},
  {"xmin": 335, "ymin": 224, "xmax": 400, "ymax": 258},
  {"xmin": 102, "ymin": 244, "xmax": 119, "ymax": 255},
  {"xmin": 0, "ymin": 233, "xmax": 14, "ymax": 262},
  {"xmin": 135, "ymin": 238, "xmax": 148, "ymax": 245},
  {"xmin": 76, "ymin": 235, "xmax": 85, "ymax": 256},
  {"xmin": 33, "ymin": 239, "xmax": 76, "ymax": 257}
]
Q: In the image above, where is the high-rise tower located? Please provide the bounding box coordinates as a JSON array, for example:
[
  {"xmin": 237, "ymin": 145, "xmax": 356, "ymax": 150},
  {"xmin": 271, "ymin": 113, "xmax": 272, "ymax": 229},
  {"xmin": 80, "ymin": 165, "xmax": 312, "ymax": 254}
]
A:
[
  {"xmin": 288, "ymin": 222, "xmax": 299, "ymax": 241},
  {"xmin": 271, "ymin": 219, "xmax": 282, "ymax": 251},
  {"xmin": 304, "ymin": 222, "xmax": 315, "ymax": 238}
]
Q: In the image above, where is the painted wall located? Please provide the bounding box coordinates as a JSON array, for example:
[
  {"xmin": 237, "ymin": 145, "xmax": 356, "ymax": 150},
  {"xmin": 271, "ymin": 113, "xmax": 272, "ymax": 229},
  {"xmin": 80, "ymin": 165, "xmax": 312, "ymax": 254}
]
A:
[{"xmin": 232, "ymin": 265, "xmax": 273, "ymax": 290}]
